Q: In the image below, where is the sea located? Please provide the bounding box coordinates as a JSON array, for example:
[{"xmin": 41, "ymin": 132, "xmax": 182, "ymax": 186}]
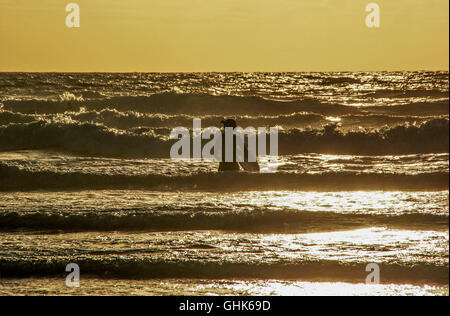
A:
[{"xmin": 0, "ymin": 72, "xmax": 448, "ymax": 296}]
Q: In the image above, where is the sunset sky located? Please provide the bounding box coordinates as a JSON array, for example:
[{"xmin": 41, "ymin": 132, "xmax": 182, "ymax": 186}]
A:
[{"xmin": 0, "ymin": 0, "xmax": 448, "ymax": 72}]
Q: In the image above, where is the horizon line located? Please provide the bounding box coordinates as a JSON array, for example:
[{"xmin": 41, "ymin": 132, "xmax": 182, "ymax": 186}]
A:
[{"xmin": 0, "ymin": 69, "xmax": 449, "ymax": 74}]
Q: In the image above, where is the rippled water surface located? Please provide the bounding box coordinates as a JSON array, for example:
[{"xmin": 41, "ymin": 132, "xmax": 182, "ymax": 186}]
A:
[{"xmin": 0, "ymin": 72, "xmax": 448, "ymax": 295}]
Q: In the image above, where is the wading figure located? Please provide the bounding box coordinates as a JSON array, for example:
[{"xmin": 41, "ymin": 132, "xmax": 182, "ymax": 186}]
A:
[
  {"xmin": 219, "ymin": 119, "xmax": 240, "ymax": 172},
  {"xmin": 219, "ymin": 119, "xmax": 260, "ymax": 172}
]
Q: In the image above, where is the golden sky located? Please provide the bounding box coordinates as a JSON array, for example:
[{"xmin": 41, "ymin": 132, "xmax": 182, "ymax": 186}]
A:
[{"xmin": 0, "ymin": 0, "xmax": 448, "ymax": 72}]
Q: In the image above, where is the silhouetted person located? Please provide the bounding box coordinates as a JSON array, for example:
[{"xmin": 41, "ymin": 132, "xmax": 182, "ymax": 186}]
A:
[
  {"xmin": 219, "ymin": 119, "xmax": 260, "ymax": 172},
  {"xmin": 219, "ymin": 119, "xmax": 241, "ymax": 172}
]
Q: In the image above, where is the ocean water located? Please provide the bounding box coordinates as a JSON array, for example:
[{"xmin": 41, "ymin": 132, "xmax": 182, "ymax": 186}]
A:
[{"xmin": 0, "ymin": 72, "xmax": 448, "ymax": 296}]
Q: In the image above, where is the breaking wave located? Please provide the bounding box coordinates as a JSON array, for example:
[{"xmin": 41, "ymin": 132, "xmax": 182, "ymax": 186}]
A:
[
  {"xmin": 2, "ymin": 108, "xmax": 446, "ymax": 130},
  {"xmin": 0, "ymin": 208, "xmax": 447, "ymax": 232},
  {"xmin": 0, "ymin": 118, "xmax": 447, "ymax": 157},
  {"xmin": 2, "ymin": 93, "xmax": 448, "ymax": 116},
  {"xmin": 0, "ymin": 163, "xmax": 447, "ymax": 191},
  {"xmin": 0, "ymin": 258, "xmax": 447, "ymax": 284}
]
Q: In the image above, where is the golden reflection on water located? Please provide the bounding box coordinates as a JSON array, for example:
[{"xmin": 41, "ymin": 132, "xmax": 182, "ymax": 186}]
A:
[
  {"xmin": 240, "ymin": 190, "xmax": 448, "ymax": 216},
  {"xmin": 0, "ymin": 278, "xmax": 447, "ymax": 296},
  {"xmin": 256, "ymin": 228, "xmax": 448, "ymax": 263},
  {"xmin": 325, "ymin": 116, "xmax": 342, "ymax": 122},
  {"xmin": 223, "ymin": 281, "xmax": 449, "ymax": 296}
]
